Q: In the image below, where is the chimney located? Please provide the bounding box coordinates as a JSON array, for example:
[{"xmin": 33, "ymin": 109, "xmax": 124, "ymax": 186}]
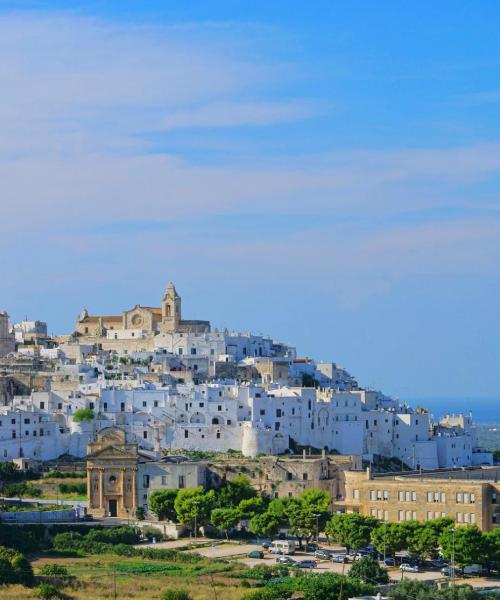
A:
[{"xmin": 303, "ymin": 449, "xmax": 306, "ymax": 460}]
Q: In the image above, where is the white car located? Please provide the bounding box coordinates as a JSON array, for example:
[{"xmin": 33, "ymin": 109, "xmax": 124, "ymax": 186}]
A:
[{"xmin": 400, "ymin": 563, "xmax": 420, "ymax": 572}]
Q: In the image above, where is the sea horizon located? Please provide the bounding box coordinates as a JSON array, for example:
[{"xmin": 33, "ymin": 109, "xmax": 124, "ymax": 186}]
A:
[{"xmin": 401, "ymin": 397, "xmax": 499, "ymax": 423}]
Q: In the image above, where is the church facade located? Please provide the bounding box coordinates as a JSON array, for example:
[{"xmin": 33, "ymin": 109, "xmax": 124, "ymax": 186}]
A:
[
  {"xmin": 86, "ymin": 427, "xmax": 138, "ymax": 518},
  {"xmin": 75, "ymin": 282, "xmax": 210, "ymax": 338}
]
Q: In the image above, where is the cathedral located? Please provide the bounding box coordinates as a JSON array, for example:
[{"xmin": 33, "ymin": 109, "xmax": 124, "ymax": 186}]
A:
[{"xmin": 75, "ymin": 282, "xmax": 210, "ymax": 338}]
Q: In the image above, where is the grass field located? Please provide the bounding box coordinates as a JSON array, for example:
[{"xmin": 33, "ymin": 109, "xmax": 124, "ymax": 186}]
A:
[{"xmin": 0, "ymin": 553, "xmax": 250, "ymax": 600}]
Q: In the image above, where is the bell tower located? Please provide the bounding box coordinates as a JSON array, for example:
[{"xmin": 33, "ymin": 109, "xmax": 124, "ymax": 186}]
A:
[{"xmin": 161, "ymin": 281, "xmax": 181, "ymax": 332}]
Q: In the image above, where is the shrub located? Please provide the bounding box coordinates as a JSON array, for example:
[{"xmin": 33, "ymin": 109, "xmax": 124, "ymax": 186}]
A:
[
  {"xmin": 39, "ymin": 564, "xmax": 70, "ymax": 578},
  {"xmin": 72, "ymin": 408, "xmax": 94, "ymax": 422},
  {"xmin": 58, "ymin": 482, "xmax": 86, "ymax": 495},
  {"xmin": 0, "ymin": 546, "xmax": 34, "ymax": 585},
  {"xmin": 160, "ymin": 590, "xmax": 192, "ymax": 600},
  {"xmin": 136, "ymin": 507, "xmax": 145, "ymax": 520},
  {"xmin": 34, "ymin": 583, "xmax": 64, "ymax": 599}
]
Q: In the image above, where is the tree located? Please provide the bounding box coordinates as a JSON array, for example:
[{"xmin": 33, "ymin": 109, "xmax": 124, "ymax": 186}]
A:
[
  {"xmin": 211, "ymin": 507, "xmax": 241, "ymax": 539},
  {"xmin": 149, "ymin": 489, "xmax": 178, "ymax": 522},
  {"xmin": 300, "ymin": 572, "xmax": 374, "ymax": 600},
  {"xmin": 238, "ymin": 496, "xmax": 266, "ymax": 519},
  {"xmin": 348, "ymin": 556, "xmax": 389, "ymax": 584},
  {"xmin": 485, "ymin": 527, "xmax": 500, "ymax": 571},
  {"xmin": 72, "ymin": 408, "xmax": 95, "ymax": 422},
  {"xmin": 217, "ymin": 475, "xmax": 256, "ymax": 508},
  {"xmin": 174, "ymin": 487, "xmax": 216, "ymax": 533},
  {"xmin": 0, "ymin": 462, "xmax": 21, "ymax": 483},
  {"xmin": 439, "ymin": 526, "xmax": 487, "ymax": 570},
  {"xmin": 410, "ymin": 518, "xmax": 454, "ymax": 560},
  {"xmin": 249, "ymin": 512, "xmax": 283, "ymax": 538},
  {"xmin": 371, "ymin": 522, "xmax": 405, "ymax": 557},
  {"xmin": 3, "ymin": 481, "xmax": 42, "ymax": 499},
  {"xmin": 0, "ymin": 546, "xmax": 34, "ymax": 585},
  {"xmin": 326, "ymin": 513, "xmax": 378, "ymax": 551},
  {"xmin": 389, "ymin": 580, "xmax": 478, "ymax": 600}
]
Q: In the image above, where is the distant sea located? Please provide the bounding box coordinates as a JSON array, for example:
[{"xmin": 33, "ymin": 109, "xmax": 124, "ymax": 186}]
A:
[{"xmin": 402, "ymin": 397, "xmax": 499, "ymax": 423}]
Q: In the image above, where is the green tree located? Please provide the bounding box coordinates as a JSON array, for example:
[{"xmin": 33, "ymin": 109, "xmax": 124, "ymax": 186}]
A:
[
  {"xmin": 0, "ymin": 546, "xmax": 34, "ymax": 585},
  {"xmin": 0, "ymin": 462, "xmax": 21, "ymax": 483},
  {"xmin": 238, "ymin": 496, "xmax": 266, "ymax": 519},
  {"xmin": 410, "ymin": 518, "xmax": 454, "ymax": 560},
  {"xmin": 218, "ymin": 475, "xmax": 256, "ymax": 508},
  {"xmin": 348, "ymin": 555, "xmax": 389, "ymax": 584},
  {"xmin": 389, "ymin": 580, "xmax": 478, "ymax": 600},
  {"xmin": 249, "ymin": 511, "xmax": 283, "ymax": 538},
  {"xmin": 371, "ymin": 522, "xmax": 406, "ymax": 557},
  {"xmin": 3, "ymin": 481, "xmax": 42, "ymax": 498},
  {"xmin": 439, "ymin": 526, "xmax": 487, "ymax": 570},
  {"xmin": 326, "ymin": 513, "xmax": 378, "ymax": 551},
  {"xmin": 72, "ymin": 408, "xmax": 95, "ymax": 422},
  {"xmin": 485, "ymin": 527, "xmax": 500, "ymax": 570},
  {"xmin": 174, "ymin": 487, "xmax": 216, "ymax": 533},
  {"xmin": 149, "ymin": 489, "xmax": 178, "ymax": 521},
  {"xmin": 300, "ymin": 572, "xmax": 374, "ymax": 600},
  {"xmin": 210, "ymin": 507, "xmax": 241, "ymax": 539}
]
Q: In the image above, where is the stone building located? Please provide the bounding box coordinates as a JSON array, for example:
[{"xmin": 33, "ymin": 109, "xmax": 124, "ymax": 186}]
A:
[
  {"xmin": 75, "ymin": 282, "xmax": 210, "ymax": 338},
  {"xmin": 0, "ymin": 311, "xmax": 15, "ymax": 357},
  {"xmin": 86, "ymin": 427, "xmax": 138, "ymax": 518},
  {"xmin": 343, "ymin": 466, "xmax": 500, "ymax": 532}
]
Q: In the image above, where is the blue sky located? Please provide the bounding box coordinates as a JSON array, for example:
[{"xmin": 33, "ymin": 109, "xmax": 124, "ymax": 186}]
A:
[{"xmin": 1, "ymin": 1, "xmax": 499, "ymax": 401}]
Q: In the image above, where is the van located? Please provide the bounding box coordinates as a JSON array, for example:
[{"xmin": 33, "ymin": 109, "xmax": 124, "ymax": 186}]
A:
[
  {"xmin": 269, "ymin": 540, "xmax": 297, "ymax": 555},
  {"xmin": 463, "ymin": 564, "xmax": 484, "ymax": 575}
]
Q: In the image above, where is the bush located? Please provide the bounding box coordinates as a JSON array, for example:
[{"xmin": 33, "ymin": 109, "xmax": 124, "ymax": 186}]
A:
[
  {"xmin": 0, "ymin": 545, "xmax": 34, "ymax": 585},
  {"xmin": 58, "ymin": 482, "xmax": 86, "ymax": 495},
  {"xmin": 34, "ymin": 583, "xmax": 64, "ymax": 599},
  {"xmin": 44, "ymin": 471, "xmax": 86, "ymax": 479},
  {"xmin": 39, "ymin": 564, "xmax": 70, "ymax": 578},
  {"xmin": 160, "ymin": 590, "xmax": 192, "ymax": 600},
  {"xmin": 136, "ymin": 507, "xmax": 145, "ymax": 520},
  {"xmin": 348, "ymin": 555, "xmax": 389, "ymax": 584},
  {"xmin": 72, "ymin": 408, "xmax": 94, "ymax": 422}
]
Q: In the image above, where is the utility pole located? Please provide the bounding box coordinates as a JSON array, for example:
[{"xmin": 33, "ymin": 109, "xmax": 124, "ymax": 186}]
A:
[{"xmin": 194, "ymin": 500, "xmax": 200, "ymax": 542}]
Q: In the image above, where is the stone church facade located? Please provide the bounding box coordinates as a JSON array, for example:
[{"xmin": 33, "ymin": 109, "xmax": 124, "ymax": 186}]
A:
[
  {"xmin": 86, "ymin": 427, "xmax": 138, "ymax": 518},
  {"xmin": 75, "ymin": 282, "xmax": 210, "ymax": 338}
]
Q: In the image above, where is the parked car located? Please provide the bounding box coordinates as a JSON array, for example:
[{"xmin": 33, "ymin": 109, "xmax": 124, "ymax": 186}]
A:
[
  {"xmin": 276, "ymin": 556, "xmax": 296, "ymax": 565},
  {"xmin": 314, "ymin": 549, "xmax": 332, "ymax": 560},
  {"xmin": 261, "ymin": 541, "xmax": 271, "ymax": 550},
  {"xmin": 427, "ymin": 559, "xmax": 448, "ymax": 570},
  {"xmin": 345, "ymin": 553, "xmax": 357, "ymax": 562},
  {"xmin": 248, "ymin": 550, "xmax": 264, "ymax": 559},
  {"xmin": 383, "ymin": 557, "xmax": 395, "ymax": 567},
  {"xmin": 332, "ymin": 553, "xmax": 348, "ymax": 563},
  {"xmin": 401, "ymin": 563, "xmax": 420, "ymax": 573},
  {"xmin": 305, "ymin": 542, "xmax": 318, "ymax": 552},
  {"xmin": 80, "ymin": 514, "xmax": 94, "ymax": 522},
  {"xmin": 296, "ymin": 560, "xmax": 317, "ymax": 569},
  {"xmin": 441, "ymin": 566, "xmax": 457, "ymax": 577}
]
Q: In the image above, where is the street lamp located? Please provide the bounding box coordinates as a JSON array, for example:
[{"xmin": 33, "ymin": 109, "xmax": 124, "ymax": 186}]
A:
[
  {"xmin": 313, "ymin": 513, "xmax": 320, "ymax": 545},
  {"xmin": 451, "ymin": 528, "xmax": 456, "ymax": 587}
]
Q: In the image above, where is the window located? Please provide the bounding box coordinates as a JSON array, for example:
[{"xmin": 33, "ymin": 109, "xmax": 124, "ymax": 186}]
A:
[
  {"xmin": 199, "ymin": 402, "xmax": 204, "ymax": 408},
  {"xmin": 216, "ymin": 431, "xmax": 221, "ymax": 439},
  {"xmin": 276, "ymin": 409, "xmax": 282, "ymax": 418},
  {"xmin": 12, "ymin": 431, "xmax": 16, "ymax": 439},
  {"xmin": 154, "ymin": 401, "xmax": 158, "ymax": 407},
  {"xmin": 303, "ymin": 473, "xmax": 308, "ymax": 481},
  {"xmin": 399, "ymin": 491, "xmax": 404, "ymax": 502},
  {"xmin": 260, "ymin": 409, "xmax": 265, "ymax": 416},
  {"xmin": 275, "ymin": 422, "xmax": 280, "ymax": 431},
  {"xmin": 143, "ymin": 475, "xmax": 150, "ymax": 489},
  {"xmin": 353, "ymin": 489, "xmax": 360, "ymax": 501},
  {"xmin": 24, "ymin": 418, "xmax": 30, "ymax": 424},
  {"xmin": 218, "ymin": 405, "xmax": 222, "ymax": 411},
  {"xmin": 456, "ymin": 492, "xmax": 463, "ymax": 503},
  {"xmin": 370, "ymin": 490, "xmax": 376, "ymax": 501},
  {"xmin": 184, "ymin": 430, "xmax": 189, "ymax": 438},
  {"xmin": 143, "ymin": 431, "xmax": 148, "ymax": 439},
  {"xmin": 103, "ymin": 403, "xmax": 108, "ymax": 411},
  {"xmin": 191, "ymin": 348, "xmax": 196, "ymax": 355},
  {"xmin": 121, "ymin": 402, "xmax": 125, "ymax": 412},
  {"xmin": 178, "ymin": 475, "xmax": 185, "ymax": 488},
  {"xmin": 383, "ymin": 490, "xmax": 389, "ymax": 500},
  {"xmin": 143, "ymin": 401, "xmax": 147, "ymax": 407},
  {"xmin": 412, "ymin": 491, "xmax": 417, "ymax": 501},
  {"xmin": 57, "ymin": 403, "xmax": 62, "ymax": 410},
  {"xmin": 161, "ymin": 476, "xmax": 167, "ymax": 485}
]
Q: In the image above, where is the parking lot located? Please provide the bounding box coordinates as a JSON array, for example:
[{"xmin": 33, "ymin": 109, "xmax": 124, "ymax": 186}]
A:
[{"xmin": 174, "ymin": 539, "xmax": 500, "ymax": 590}]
